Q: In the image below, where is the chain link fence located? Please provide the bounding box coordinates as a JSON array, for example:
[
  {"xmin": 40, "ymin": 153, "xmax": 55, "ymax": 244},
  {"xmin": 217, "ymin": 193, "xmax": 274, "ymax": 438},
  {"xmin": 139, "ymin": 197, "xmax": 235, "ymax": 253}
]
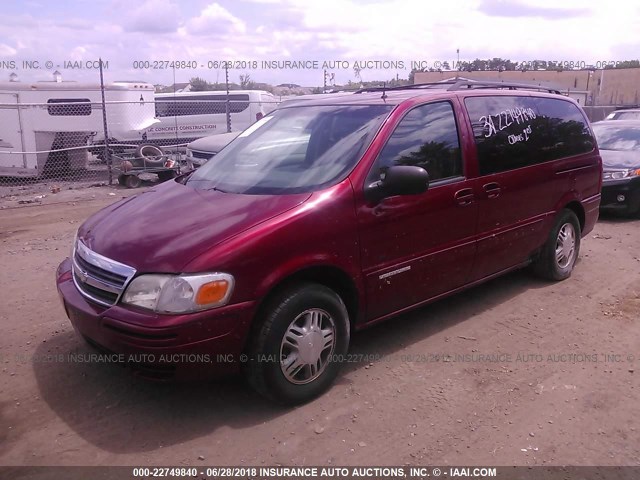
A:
[
  {"xmin": 0, "ymin": 71, "xmax": 281, "ymax": 205},
  {"xmin": 0, "ymin": 67, "xmax": 625, "ymax": 207}
]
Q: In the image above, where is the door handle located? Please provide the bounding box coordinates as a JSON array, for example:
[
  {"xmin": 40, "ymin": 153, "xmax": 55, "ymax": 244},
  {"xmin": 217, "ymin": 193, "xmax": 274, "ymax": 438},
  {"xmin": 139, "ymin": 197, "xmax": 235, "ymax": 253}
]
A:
[
  {"xmin": 454, "ymin": 188, "xmax": 475, "ymax": 206},
  {"xmin": 483, "ymin": 182, "xmax": 502, "ymax": 199}
]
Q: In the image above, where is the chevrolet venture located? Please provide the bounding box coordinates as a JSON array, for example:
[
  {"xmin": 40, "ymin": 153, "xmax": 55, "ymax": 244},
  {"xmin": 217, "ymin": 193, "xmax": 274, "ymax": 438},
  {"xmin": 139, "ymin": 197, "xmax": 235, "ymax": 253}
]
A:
[{"xmin": 57, "ymin": 81, "xmax": 602, "ymax": 404}]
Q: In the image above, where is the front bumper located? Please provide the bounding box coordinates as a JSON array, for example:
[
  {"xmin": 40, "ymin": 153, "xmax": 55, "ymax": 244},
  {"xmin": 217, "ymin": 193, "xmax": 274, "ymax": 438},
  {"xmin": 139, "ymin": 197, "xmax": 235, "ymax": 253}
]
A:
[
  {"xmin": 601, "ymin": 177, "xmax": 640, "ymax": 213},
  {"xmin": 56, "ymin": 257, "xmax": 255, "ymax": 380}
]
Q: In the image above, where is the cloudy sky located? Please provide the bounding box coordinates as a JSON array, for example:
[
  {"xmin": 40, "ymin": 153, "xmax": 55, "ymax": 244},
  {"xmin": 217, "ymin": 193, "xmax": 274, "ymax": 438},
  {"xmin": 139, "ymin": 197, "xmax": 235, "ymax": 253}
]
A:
[{"xmin": 1, "ymin": 0, "xmax": 639, "ymax": 87}]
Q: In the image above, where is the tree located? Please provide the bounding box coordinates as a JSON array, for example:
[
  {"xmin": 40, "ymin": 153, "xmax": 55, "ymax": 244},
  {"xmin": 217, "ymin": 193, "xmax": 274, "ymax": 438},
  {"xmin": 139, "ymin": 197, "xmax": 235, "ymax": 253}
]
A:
[
  {"xmin": 253, "ymin": 82, "xmax": 274, "ymax": 93},
  {"xmin": 455, "ymin": 60, "xmax": 471, "ymax": 72},
  {"xmin": 189, "ymin": 76, "xmax": 212, "ymax": 91},
  {"xmin": 486, "ymin": 57, "xmax": 517, "ymax": 71},
  {"xmin": 353, "ymin": 65, "xmax": 362, "ymax": 85},
  {"xmin": 239, "ymin": 73, "xmax": 252, "ymax": 88},
  {"xmin": 208, "ymin": 82, "xmax": 241, "ymax": 91},
  {"xmin": 408, "ymin": 68, "xmax": 422, "ymax": 84},
  {"xmin": 470, "ymin": 58, "xmax": 488, "ymax": 71},
  {"xmin": 613, "ymin": 60, "xmax": 640, "ymax": 69}
]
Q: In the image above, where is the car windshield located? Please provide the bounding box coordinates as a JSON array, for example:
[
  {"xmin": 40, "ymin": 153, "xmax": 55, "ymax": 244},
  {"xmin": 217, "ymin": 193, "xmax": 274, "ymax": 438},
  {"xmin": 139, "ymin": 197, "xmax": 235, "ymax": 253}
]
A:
[
  {"xmin": 592, "ymin": 124, "xmax": 640, "ymax": 151},
  {"xmin": 186, "ymin": 104, "xmax": 392, "ymax": 194}
]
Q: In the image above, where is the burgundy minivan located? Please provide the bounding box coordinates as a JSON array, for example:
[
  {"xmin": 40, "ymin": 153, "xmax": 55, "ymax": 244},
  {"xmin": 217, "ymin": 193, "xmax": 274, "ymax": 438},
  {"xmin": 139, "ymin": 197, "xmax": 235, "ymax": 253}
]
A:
[{"xmin": 57, "ymin": 81, "xmax": 602, "ymax": 404}]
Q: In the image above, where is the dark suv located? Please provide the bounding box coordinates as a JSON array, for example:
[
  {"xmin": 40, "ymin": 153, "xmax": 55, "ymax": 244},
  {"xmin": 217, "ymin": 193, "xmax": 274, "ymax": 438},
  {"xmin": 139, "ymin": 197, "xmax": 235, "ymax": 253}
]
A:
[{"xmin": 57, "ymin": 81, "xmax": 602, "ymax": 404}]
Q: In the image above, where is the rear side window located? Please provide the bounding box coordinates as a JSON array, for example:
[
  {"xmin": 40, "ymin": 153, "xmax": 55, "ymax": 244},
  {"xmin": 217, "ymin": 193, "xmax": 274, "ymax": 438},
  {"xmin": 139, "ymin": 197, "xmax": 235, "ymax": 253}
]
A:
[
  {"xmin": 155, "ymin": 94, "xmax": 250, "ymax": 117},
  {"xmin": 370, "ymin": 101, "xmax": 463, "ymax": 183},
  {"xmin": 465, "ymin": 96, "xmax": 595, "ymax": 175}
]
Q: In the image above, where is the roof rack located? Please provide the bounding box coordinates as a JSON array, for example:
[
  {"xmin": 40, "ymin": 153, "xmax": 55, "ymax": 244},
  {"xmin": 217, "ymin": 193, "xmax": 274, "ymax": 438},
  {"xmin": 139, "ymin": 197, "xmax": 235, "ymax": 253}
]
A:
[
  {"xmin": 446, "ymin": 80, "xmax": 562, "ymax": 94},
  {"xmin": 354, "ymin": 81, "xmax": 457, "ymax": 94},
  {"xmin": 355, "ymin": 79, "xmax": 562, "ymax": 95}
]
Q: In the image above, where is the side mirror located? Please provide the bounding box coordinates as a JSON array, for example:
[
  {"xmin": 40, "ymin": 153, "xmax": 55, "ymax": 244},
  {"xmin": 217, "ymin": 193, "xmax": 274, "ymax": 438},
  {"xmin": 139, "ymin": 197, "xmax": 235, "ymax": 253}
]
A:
[{"xmin": 364, "ymin": 165, "xmax": 429, "ymax": 203}]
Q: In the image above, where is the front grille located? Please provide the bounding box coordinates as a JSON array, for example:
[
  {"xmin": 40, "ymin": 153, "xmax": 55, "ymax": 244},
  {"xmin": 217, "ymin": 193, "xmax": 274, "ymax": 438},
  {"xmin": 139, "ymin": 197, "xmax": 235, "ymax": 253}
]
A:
[
  {"xmin": 191, "ymin": 150, "xmax": 215, "ymax": 160},
  {"xmin": 73, "ymin": 273, "xmax": 120, "ymax": 304},
  {"xmin": 75, "ymin": 252, "xmax": 128, "ymax": 286},
  {"xmin": 72, "ymin": 240, "xmax": 136, "ymax": 307}
]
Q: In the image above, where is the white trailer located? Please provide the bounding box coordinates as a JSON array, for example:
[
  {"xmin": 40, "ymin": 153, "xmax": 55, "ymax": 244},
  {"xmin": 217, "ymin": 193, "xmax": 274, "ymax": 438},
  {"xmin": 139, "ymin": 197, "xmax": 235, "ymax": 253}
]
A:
[
  {"xmin": 148, "ymin": 90, "xmax": 278, "ymax": 143},
  {"xmin": 0, "ymin": 79, "xmax": 158, "ymax": 176}
]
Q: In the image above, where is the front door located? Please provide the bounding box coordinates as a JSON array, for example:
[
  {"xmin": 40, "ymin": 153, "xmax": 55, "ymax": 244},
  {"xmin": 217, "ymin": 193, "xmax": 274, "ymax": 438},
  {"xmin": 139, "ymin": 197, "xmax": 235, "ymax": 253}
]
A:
[{"xmin": 356, "ymin": 101, "xmax": 478, "ymax": 321}]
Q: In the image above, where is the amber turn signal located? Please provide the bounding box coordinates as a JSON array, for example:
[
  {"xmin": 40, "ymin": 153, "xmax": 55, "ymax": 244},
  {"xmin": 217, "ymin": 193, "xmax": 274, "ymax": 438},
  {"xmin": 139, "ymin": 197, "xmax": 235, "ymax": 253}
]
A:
[{"xmin": 195, "ymin": 280, "xmax": 229, "ymax": 305}]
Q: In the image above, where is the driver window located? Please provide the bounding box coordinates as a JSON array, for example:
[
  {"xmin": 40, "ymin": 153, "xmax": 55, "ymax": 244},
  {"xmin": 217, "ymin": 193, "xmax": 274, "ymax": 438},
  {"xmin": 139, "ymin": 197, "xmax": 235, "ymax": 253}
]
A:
[{"xmin": 370, "ymin": 101, "xmax": 463, "ymax": 183}]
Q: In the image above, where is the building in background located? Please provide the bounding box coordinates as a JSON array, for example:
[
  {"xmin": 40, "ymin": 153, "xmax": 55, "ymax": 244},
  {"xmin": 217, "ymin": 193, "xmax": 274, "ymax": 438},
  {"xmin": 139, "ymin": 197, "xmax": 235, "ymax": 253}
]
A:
[{"xmin": 414, "ymin": 69, "xmax": 640, "ymax": 107}]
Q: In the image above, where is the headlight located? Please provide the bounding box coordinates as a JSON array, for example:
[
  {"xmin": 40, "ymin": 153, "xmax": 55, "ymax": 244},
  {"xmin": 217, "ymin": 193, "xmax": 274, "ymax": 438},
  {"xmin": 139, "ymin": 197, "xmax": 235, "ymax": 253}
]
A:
[
  {"xmin": 186, "ymin": 149, "xmax": 193, "ymax": 158},
  {"xmin": 122, "ymin": 273, "xmax": 234, "ymax": 314},
  {"xmin": 606, "ymin": 169, "xmax": 640, "ymax": 180}
]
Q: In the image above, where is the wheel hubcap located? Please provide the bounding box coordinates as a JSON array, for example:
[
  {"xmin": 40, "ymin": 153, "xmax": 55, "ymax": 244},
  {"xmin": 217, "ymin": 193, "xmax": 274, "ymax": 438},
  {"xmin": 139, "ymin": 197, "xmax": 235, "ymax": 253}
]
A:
[
  {"xmin": 555, "ymin": 223, "xmax": 576, "ymax": 269},
  {"xmin": 280, "ymin": 308, "xmax": 336, "ymax": 385}
]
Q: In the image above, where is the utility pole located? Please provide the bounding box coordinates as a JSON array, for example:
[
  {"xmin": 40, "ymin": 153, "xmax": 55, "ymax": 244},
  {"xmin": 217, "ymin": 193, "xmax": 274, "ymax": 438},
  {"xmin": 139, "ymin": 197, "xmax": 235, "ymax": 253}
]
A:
[
  {"xmin": 98, "ymin": 58, "xmax": 112, "ymax": 185},
  {"xmin": 586, "ymin": 70, "xmax": 594, "ymax": 106},
  {"xmin": 225, "ymin": 63, "xmax": 231, "ymax": 133}
]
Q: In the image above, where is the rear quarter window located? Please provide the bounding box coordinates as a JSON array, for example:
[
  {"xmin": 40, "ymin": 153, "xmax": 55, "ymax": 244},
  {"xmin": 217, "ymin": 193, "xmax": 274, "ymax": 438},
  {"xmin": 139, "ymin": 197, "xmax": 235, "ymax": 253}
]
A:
[{"xmin": 465, "ymin": 96, "xmax": 595, "ymax": 175}]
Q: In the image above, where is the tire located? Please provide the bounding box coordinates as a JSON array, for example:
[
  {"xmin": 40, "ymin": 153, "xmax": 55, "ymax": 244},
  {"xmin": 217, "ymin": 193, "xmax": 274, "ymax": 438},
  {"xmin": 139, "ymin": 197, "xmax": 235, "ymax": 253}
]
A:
[
  {"xmin": 245, "ymin": 283, "xmax": 350, "ymax": 405},
  {"xmin": 124, "ymin": 174, "xmax": 142, "ymax": 189},
  {"xmin": 532, "ymin": 209, "xmax": 581, "ymax": 281},
  {"xmin": 117, "ymin": 174, "xmax": 127, "ymax": 186},
  {"xmin": 135, "ymin": 144, "xmax": 165, "ymax": 166}
]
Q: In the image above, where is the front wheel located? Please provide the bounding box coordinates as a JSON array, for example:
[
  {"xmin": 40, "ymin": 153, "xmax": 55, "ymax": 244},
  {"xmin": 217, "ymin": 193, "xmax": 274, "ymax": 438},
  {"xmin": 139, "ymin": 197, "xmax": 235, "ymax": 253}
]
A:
[
  {"xmin": 245, "ymin": 283, "xmax": 350, "ymax": 405},
  {"xmin": 532, "ymin": 209, "xmax": 581, "ymax": 281}
]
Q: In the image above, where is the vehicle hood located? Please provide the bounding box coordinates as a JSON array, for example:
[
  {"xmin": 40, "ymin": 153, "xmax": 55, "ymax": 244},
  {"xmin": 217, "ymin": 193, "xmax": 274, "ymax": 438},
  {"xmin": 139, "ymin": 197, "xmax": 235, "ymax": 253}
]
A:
[
  {"xmin": 600, "ymin": 149, "xmax": 640, "ymax": 170},
  {"xmin": 187, "ymin": 132, "xmax": 240, "ymax": 154},
  {"xmin": 78, "ymin": 180, "xmax": 310, "ymax": 272}
]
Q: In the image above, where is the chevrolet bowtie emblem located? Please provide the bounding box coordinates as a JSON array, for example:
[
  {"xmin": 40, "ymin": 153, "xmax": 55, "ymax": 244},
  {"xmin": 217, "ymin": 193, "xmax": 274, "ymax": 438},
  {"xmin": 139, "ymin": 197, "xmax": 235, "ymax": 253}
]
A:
[{"xmin": 77, "ymin": 268, "xmax": 88, "ymax": 283}]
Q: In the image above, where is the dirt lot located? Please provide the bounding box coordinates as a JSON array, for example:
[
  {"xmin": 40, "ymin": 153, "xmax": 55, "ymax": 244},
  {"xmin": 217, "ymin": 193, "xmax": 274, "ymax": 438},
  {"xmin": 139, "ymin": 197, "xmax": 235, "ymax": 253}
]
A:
[{"xmin": 1, "ymin": 187, "xmax": 639, "ymax": 468}]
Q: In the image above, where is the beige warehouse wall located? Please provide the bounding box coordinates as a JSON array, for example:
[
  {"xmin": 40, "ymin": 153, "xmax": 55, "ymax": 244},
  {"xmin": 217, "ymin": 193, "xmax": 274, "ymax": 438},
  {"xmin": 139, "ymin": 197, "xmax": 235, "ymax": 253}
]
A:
[{"xmin": 414, "ymin": 69, "xmax": 640, "ymax": 106}]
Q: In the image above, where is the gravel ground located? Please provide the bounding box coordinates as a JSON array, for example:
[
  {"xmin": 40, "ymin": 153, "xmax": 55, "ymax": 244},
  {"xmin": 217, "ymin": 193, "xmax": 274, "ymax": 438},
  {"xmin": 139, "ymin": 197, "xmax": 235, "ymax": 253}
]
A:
[{"xmin": 1, "ymin": 187, "xmax": 639, "ymax": 468}]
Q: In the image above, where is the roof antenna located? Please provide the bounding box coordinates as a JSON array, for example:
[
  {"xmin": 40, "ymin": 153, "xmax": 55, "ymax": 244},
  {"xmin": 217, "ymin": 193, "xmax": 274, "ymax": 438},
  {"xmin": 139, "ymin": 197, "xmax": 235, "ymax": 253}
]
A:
[{"xmin": 381, "ymin": 82, "xmax": 387, "ymax": 100}]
